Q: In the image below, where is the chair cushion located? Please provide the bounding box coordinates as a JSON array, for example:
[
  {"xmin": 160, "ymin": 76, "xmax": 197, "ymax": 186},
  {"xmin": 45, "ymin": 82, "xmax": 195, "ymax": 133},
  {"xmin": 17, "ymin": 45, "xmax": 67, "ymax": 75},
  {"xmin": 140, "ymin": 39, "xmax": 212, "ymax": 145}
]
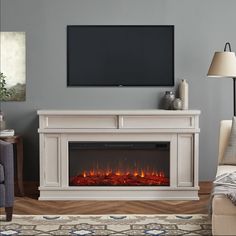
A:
[
  {"xmin": 0, "ymin": 164, "xmax": 4, "ymax": 183},
  {"xmin": 221, "ymin": 116, "xmax": 236, "ymax": 165}
]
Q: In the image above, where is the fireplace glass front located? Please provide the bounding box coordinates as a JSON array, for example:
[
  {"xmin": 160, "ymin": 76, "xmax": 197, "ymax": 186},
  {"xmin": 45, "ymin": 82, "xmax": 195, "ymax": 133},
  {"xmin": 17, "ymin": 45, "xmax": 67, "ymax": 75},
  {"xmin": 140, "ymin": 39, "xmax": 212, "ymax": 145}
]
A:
[{"xmin": 69, "ymin": 142, "xmax": 170, "ymax": 186}]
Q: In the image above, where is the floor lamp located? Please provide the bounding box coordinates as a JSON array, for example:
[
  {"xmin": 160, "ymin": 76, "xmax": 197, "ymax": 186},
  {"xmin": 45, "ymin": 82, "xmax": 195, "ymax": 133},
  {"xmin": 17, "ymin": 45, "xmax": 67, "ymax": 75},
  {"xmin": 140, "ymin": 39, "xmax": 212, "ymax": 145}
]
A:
[{"xmin": 207, "ymin": 42, "xmax": 236, "ymax": 116}]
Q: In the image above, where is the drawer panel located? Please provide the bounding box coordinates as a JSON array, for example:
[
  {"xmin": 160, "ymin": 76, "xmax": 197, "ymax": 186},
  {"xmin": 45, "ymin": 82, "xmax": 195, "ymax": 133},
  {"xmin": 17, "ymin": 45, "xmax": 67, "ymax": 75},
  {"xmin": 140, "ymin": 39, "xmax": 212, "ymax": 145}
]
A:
[
  {"xmin": 45, "ymin": 116, "xmax": 117, "ymax": 129},
  {"xmin": 120, "ymin": 116, "xmax": 194, "ymax": 129},
  {"xmin": 44, "ymin": 134, "xmax": 60, "ymax": 186},
  {"xmin": 177, "ymin": 134, "xmax": 193, "ymax": 187}
]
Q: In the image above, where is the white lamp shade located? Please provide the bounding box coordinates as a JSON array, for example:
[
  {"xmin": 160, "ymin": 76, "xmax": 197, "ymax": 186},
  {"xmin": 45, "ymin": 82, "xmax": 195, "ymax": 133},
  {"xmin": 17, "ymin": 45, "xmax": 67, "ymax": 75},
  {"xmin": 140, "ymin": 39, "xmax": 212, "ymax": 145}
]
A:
[{"xmin": 207, "ymin": 52, "xmax": 236, "ymax": 77}]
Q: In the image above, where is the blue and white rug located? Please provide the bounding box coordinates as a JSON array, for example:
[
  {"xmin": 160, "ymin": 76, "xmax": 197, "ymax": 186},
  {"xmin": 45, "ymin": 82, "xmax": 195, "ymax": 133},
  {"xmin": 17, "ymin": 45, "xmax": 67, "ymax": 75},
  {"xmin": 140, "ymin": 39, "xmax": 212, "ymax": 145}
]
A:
[{"xmin": 0, "ymin": 214, "xmax": 211, "ymax": 235}]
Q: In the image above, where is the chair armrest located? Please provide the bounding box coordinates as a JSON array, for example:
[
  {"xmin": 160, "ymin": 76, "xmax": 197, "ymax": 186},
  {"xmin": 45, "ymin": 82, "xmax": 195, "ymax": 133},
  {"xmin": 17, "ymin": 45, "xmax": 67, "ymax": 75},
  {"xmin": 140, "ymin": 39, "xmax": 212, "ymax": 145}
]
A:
[{"xmin": 0, "ymin": 140, "xmax": 14, "ymax": 207}]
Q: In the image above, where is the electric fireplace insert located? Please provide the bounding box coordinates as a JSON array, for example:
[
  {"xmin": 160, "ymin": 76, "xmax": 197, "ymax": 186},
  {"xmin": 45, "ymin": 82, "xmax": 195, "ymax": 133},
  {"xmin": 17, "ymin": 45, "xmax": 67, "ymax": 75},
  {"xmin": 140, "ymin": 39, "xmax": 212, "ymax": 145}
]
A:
[{"xmin": 69, "ymin": 142, "xmax": 170, "ymax": 186}]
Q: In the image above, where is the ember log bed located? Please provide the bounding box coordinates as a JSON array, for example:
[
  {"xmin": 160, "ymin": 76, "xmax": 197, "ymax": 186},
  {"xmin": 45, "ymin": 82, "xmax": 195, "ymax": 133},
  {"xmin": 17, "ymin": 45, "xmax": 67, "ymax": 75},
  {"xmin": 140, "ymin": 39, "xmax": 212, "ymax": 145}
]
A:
[{"xmin": 70, "ymin": 172, "xmax": 169, "ymax": 186}]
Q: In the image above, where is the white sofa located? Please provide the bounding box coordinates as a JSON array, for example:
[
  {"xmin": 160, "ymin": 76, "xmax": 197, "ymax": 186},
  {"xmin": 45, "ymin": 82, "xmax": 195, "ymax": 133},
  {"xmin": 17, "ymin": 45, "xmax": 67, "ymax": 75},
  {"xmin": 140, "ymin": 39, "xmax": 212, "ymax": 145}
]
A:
[{"xmin": 212, "ymin": 120, "xmax": 236, "ymax": 235}]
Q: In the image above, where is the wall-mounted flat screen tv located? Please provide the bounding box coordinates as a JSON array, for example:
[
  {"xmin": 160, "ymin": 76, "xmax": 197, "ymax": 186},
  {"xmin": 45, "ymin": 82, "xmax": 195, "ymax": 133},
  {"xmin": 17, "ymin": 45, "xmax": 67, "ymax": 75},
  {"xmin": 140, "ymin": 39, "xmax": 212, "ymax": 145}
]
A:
[{"xmin": 67, "ymin": 25, "xmax": 174, "ymax": 86}]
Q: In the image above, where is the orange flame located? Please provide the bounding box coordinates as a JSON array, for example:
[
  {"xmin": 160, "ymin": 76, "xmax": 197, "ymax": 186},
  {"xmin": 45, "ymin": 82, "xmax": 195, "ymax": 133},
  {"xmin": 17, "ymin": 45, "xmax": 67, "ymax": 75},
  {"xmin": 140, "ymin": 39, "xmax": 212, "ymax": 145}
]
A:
[
  {"xmin": 141, "ymin": 171, "xmax": 145, "ymax": 178},
  {"xmin": 81, "ymin": 169, "xmax": 165, "ymax": 178}
]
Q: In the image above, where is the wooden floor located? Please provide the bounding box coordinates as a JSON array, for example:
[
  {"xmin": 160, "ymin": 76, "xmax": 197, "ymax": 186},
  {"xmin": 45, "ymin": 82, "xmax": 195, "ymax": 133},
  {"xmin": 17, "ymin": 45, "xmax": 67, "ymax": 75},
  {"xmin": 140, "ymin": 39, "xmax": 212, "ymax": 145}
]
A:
[{"xmin": 0, "ymin": 182, "xmax": 212, "ymax": 215}]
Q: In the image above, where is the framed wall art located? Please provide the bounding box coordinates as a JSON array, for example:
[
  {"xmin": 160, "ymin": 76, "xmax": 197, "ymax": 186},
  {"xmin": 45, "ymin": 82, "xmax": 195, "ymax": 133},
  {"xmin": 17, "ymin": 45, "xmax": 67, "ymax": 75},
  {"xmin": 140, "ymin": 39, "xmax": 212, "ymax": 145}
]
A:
[{"xmin": 0, "ymin": 32, "xmax": 26, "ymax": 101}]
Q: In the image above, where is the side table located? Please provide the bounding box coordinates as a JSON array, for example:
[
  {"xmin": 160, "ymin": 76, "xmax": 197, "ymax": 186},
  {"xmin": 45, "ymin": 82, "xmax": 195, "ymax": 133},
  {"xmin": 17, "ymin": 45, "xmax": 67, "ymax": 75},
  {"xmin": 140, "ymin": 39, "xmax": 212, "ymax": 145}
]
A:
[{"xmin": 0, "ymin": 135, "xmax": 24, "ymax": 196}]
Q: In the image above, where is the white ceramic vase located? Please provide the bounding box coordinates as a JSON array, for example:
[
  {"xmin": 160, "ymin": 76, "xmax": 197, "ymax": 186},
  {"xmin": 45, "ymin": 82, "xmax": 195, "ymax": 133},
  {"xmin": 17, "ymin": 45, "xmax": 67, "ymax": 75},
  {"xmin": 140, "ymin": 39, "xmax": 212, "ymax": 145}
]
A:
[{"xmin": 179, "ymin": 79, "xmax": 189, "ymax": 110}]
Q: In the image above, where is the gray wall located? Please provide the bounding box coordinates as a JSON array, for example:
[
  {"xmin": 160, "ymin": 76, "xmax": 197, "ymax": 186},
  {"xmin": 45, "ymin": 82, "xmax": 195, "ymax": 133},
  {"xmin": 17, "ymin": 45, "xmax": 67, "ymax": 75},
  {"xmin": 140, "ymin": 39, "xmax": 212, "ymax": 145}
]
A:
[{"xmin": 1, "ymin": 0, "xmax": 235, "ymax": 181}]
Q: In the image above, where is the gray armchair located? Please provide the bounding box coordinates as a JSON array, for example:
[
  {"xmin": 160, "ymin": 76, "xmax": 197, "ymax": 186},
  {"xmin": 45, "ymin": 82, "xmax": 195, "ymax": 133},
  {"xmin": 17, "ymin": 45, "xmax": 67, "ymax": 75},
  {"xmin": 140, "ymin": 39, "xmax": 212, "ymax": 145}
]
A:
[{"xmin": 0, "ymin": 140, "xmax": 14, "ymax": 221}]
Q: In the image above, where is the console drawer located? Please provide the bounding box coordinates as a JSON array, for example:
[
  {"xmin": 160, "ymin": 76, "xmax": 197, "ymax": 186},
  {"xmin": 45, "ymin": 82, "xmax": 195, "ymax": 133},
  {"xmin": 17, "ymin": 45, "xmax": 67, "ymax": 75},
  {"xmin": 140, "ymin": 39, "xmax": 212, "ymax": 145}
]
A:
[
  {"xmin": 120, "ymin": 115, "xmax": 194, "ymax": 129},
  {"xmin": 44, "ymin": 115, "xmax": 117, "ymax": 129}
]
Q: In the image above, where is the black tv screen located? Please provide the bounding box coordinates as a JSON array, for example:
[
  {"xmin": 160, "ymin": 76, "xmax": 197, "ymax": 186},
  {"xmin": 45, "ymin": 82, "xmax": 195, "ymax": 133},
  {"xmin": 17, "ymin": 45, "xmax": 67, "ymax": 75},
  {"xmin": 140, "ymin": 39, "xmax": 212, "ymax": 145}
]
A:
[{"xmin": 67, "ymin": 25, "xmax": 174, "ymax": 86}]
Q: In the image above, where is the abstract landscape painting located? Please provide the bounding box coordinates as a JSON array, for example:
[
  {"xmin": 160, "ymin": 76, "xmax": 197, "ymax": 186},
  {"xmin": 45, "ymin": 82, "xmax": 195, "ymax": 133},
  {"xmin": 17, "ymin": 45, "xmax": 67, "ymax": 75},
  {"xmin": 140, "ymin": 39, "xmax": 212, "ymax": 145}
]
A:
[{"xmin": 0, "ymin": 32, "xmax": 26, "ymax": 101}]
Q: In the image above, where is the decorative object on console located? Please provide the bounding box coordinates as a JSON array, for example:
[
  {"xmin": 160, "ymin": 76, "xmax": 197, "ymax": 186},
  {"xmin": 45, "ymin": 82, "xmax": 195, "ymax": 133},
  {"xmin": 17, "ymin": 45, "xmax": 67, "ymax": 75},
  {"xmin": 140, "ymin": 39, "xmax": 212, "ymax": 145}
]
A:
[
  {"xmin": 179, "ymin": 79, "xmax": 189, "ymax": 110},
  {"xmin": 172, "ymin": 98, "xmax": 182, "ymax": 110},
  {"xmin": 163, "ymin": 91, "xmax": 175, "ymax": 110},
  {"xmin": 207, "ymin": 42, "xmax": 236, "ymax": 116},
  {"xmin": 0, "ymin": 32, "xmax": 26, "ymax": 101}
]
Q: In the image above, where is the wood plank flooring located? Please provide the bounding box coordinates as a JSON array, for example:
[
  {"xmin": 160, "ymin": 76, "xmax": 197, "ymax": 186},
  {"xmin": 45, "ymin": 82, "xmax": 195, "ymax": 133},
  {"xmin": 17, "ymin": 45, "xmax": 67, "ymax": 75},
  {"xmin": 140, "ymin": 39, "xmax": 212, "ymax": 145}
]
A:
[{"xmin": 0, "ymin": 182, "xmax": 212, "ymax": 215}]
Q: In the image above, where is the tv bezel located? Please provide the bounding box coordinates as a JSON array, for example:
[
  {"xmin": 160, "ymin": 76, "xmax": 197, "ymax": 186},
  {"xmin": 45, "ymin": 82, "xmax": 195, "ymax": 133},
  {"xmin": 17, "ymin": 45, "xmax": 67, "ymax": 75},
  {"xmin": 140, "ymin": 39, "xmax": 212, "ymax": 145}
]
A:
[{"xmin": 67, "ymin": 25, "xmax": 175, "ymax": 87}]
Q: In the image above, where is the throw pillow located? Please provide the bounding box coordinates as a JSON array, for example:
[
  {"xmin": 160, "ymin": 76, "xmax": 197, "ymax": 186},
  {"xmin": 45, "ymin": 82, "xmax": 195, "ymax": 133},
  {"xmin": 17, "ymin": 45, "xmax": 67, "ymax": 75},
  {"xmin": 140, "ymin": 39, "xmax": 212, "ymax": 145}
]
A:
[{"xmin": 221, "ymin": 116, "xmax": 236, "ymax": 165}]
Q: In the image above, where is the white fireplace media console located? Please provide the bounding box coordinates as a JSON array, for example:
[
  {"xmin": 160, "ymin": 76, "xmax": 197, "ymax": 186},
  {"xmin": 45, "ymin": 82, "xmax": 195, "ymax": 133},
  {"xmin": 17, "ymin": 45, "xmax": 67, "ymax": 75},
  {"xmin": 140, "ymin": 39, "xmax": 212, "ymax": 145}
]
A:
[{"xmin": 38, "ymin": 110, "xmax": 200, "ymax": 200}]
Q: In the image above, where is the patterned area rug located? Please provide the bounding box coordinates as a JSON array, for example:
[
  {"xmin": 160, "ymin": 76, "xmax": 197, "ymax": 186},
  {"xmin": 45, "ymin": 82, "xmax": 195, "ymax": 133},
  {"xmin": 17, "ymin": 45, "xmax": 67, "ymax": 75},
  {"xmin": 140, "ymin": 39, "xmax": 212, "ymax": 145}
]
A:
[{"xmin": 0, "ymin": 214, "xmax": 211, "ymax": 235}]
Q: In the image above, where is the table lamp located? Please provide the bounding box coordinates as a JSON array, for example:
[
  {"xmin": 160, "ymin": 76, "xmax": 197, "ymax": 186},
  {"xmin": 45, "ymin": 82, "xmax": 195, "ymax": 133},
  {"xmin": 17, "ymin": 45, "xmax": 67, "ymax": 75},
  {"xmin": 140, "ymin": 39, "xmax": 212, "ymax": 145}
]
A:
[{"xmin": 207, "ymin": 42, "xmax": 236, "ymax": 116}]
